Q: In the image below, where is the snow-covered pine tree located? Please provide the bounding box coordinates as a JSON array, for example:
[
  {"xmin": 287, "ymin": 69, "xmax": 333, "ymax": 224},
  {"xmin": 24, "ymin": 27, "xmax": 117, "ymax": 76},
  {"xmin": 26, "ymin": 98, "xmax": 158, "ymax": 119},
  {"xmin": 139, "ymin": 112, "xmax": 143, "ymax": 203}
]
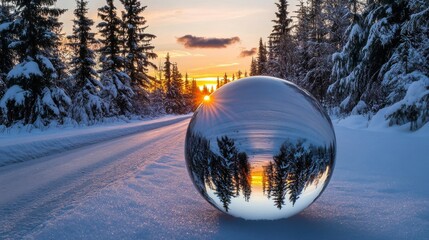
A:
[
  {"xmin": 256, "ymin": 38, "xmax": 268, "ymax": 75},
  {"xmin": 268, "ymin": 0, "xmax": 294, "ymax": 80},
  {"xmin": 0, "ymin": 0, "xmax": 71, "ymax": 128},
  {"xmin": 267, "ymin": 38, "xmax": 276, "ymax": 77},
  {"xmin": 191, "ymin": 78, "xmax": 200, "ymax": 111},
  {"xmin": 164, "ymin": 54, "xmax": 185, "ymax": 114},
  {"xmin": 329, "ymin": 0, "xmax": 429, "ymax": 130},
  {"xmin": 184, "ymin": 73, "xmax": 189, "ymax": 94},
  {"xmin": 148, "ymin": 70, "xmax": 165, "ymax": 116},
  {"xmin": 67, "ymin": 0, "xmax": 106, "ymax": 124},
  {"xmin": 97, "ymin": 0, "xmax": 133, "ymax": 117},
  {"xmin": 328, "ymin": 1, "xmax": 369, "ymax": 111},
  {"xmin": 382, "ymin": 0, "xmax": 429, "ymax": 130},
  {"xmin": 249, "ymin": 57, "xmax": 257, "ymax": 76},
  {"xmin": 301, "ymin": 0, "xmax": 333, "ymax": 101},
  {"xmin": 163, "ymin": 52, "xmax": 171, "ymax": 91},
  {"xmin": 163, "ymin": 52, "xmax": 172, "ymax": 113},
  {"xmin": 120, "ymin": 0, "xmax": 157, "ymax": 114},
  {"xmin": 0, "ymin": 1, "xmax": 13, "ymax": 98},
  {"xmin": 325, "ymin": 0, "xmax": 351, "ymax": 52},
  {"xmin": 50, "ymin": 25, "xmax": 69, "ymax": 88},
  {"xmin": 183, "ymin": 72, "xmax": 193, "ymax": 112},
  {"xmin": 171, "ymin": 63, "xmax": 186, "ymax": 113},
  {"xmin": 293, "ymin": 0, "xmax": 311, "ymax": 86}
]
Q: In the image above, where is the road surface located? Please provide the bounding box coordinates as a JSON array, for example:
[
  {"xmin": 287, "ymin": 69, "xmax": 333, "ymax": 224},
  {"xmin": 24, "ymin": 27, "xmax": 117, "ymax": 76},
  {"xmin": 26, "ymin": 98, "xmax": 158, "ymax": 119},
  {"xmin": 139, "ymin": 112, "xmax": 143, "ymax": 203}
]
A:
[{"xmin": 0, "ymin": 118, "xmax": 190, "ymax": 239}]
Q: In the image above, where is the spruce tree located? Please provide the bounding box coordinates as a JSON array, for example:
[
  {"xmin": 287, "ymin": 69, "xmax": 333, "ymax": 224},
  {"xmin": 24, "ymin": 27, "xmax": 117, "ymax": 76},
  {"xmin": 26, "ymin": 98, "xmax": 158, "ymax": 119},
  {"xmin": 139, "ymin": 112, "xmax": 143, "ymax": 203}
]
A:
[
  {"xmin": 301, "ymin": 0, "xmax": 333, "ymax": 101},
  {"xmin": 250, "ymin": 57, "xmax": 257, "ymax": 76},
  {"xmin": 68, "ymin": 0, "xmax": 105, "ymax": 124},
  {"xmin": 183, "ymin": 72, "xmax": 192, "ymax": 112},
  {"xmin": 120, "ymin": 0, "xmax": 157, "ymax": 113},
  {"xmin": 163, "ymin": 53, "xmax": 172, "ymax": 113},
  {"xmin": 0, "ymin": 0, "xmax": 71, "ymax": 128},
  {"xmin": 184, "ymin": 72, "xmax": 190, "ymax": 95},
  {"xmin": 0, "ymin": 1, "xmax": 13, "ymax": 98},
  {"xmin": 164, "ymin": 55, "xmax": 185, "ymax": 114},
  {"xmin": 294, "ymin": 0, "xmax": 311, "ymax": 86},
  {"xmin": 97, "ymin": 0, "xmax": 133, "ymax": 117},
  {"xmin": 325, "ymin": 0, "xmax": 350, "ymax": 51},
  {"xmin": 50, "ymin": 26, "xmax": 69, "ymax": 87},
  {"xmin": 191, "ymin": 78, "xmax": 200, "ymax": 111},
  {"xmin": 268, "ymin": 0, "xmax": 294, "ymax": 79},
  {"xmin": 149, "ymin": 74, "xmax": 165, "ymax": 115},
  {"xmin": 256, "ymin": 38, "xmax": 268, "ymax": 75},
  {"xmin": 171, "ymin": 63, "xmax": 185, "ymax": 113},
  {"xmin": 163, "ymin": 52, "xmax": 171, "ymax": 92},
  {"xmin": 148, "ymin": 61, "xmax": 165, "ymax": 115},
  {"xmin": 380, "ymin": 0, "xmax": 429, "ymax": 130}
]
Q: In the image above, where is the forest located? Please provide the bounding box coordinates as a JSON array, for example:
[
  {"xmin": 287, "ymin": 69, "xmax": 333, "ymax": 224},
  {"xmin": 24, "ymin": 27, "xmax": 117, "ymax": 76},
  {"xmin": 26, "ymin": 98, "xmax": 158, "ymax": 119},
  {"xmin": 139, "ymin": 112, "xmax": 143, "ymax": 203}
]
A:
[
  {"xmin": 0, "ymin": 0, "xmax": 428, "ymax": 130},
  {"xmin": 0, "ymin": 0, "xmax": 197, "ymax": 129},
  {"xmin": 249, "ymin": 0, "xmax": 428, "ymax": 131}
]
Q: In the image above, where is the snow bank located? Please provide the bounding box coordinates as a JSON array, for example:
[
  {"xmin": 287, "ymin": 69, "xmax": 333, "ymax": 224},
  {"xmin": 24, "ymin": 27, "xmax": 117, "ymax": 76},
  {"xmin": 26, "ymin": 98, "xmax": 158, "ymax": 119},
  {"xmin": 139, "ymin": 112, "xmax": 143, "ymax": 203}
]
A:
[
  {"xmin": 0, "ymin": 115, "xmax": 191, "ymax": 167},
  {"xmin": 334, "ymin": 112, "xmax": 429, "ymax": 134}
]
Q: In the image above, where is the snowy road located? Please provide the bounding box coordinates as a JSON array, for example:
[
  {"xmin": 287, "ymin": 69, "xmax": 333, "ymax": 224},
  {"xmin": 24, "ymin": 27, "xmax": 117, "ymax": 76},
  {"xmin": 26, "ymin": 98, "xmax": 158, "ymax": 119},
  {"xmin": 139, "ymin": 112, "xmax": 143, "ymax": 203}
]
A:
[
  {"xmin": 0, "ymin": 118, "xmax": 191, "ymax": 239},
  {"xmin": 1, "ymin": 118, "xmax": 429, "ymax": 239}
]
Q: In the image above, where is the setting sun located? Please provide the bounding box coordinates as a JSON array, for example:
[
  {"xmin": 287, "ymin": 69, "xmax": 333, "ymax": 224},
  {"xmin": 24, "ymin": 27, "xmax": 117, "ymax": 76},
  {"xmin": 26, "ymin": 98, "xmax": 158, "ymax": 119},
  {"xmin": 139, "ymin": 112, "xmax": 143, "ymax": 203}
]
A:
[{"xmin": 203, "ymin": 95, "xmax": 211, "ymax": 102}]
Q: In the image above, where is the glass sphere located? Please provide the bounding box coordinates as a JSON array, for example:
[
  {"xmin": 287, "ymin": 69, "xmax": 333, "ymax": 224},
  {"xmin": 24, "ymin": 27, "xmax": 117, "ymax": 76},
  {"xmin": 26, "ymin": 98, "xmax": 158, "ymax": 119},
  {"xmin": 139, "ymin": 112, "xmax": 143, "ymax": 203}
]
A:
[{"xmin": 185, "ymin": 76, "xmax": 336, "ymax": 220}]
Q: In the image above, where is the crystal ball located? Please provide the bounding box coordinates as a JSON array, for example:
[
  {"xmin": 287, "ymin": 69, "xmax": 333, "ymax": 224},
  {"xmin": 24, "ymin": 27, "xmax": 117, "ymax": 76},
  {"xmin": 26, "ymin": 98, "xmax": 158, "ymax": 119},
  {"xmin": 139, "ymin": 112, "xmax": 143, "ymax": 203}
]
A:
[{"xmin": 185, "ymin": 76, "xmax": 336, "ymax": 220}]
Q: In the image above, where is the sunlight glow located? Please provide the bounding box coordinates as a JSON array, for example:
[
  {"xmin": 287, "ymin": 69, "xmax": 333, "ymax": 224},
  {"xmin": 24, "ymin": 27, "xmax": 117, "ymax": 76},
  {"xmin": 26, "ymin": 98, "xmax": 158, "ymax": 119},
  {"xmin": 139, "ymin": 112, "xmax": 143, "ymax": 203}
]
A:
[{"xmin": 203, "ymin": 95, "xmax": 211, "ymax": 102}]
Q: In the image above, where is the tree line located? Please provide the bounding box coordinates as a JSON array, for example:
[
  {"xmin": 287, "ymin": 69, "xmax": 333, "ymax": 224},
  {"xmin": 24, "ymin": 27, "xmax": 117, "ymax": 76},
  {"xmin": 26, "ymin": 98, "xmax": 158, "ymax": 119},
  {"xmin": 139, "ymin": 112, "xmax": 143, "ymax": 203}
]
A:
[
  {"xmin": 250, "ymin": 0, "xmax": 428, "ymax": 131},
  {"xmin": 0, "ymin": 0, "xmax": 192, "ymax": 129}
]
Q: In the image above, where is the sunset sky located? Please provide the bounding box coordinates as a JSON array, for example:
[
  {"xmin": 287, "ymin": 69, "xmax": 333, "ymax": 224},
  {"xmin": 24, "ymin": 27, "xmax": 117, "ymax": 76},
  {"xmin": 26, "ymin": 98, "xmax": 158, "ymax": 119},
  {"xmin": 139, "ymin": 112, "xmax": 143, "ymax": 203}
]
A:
[{"xmin": 58, "ymin": 0, "xmax": 299, "ymax": 85}]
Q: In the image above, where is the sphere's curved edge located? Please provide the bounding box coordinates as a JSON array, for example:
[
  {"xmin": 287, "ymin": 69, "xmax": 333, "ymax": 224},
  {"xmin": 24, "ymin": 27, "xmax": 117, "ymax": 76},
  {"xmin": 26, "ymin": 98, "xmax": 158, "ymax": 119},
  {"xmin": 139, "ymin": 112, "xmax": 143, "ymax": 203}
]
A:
[{"xmin": 185, "ymin": 76, "xmax": 336, "ymax": 220}]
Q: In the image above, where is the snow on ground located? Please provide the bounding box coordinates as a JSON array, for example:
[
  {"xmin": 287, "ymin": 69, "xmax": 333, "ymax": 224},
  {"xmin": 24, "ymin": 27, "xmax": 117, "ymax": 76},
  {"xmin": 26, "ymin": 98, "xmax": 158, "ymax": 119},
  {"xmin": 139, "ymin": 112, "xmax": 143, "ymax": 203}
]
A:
[
  {"xmin": 0, "ymin": 115, "xmax": 191, "ymax": 166},
  {"xmin": 19, "ymin": 119, "xmax": 429, "ymax": 240}
]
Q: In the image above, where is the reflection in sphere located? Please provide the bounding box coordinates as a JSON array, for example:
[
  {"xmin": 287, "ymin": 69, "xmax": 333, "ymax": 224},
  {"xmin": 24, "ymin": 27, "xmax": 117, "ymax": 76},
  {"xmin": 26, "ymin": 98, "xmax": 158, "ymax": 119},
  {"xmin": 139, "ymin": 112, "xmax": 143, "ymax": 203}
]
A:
[{"xmin": 185, "ymin": 76, "xmax": 336, "ymax": 220}]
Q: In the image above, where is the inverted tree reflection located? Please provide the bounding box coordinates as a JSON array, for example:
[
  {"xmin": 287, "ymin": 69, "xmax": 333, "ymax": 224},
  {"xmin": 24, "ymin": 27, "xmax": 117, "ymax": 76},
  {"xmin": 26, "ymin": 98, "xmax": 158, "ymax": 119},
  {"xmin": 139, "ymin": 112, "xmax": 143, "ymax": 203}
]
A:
[
  {"xmin": 186, "ymin": 133, "xmax": 251, "ymax": 212},
  {"xmin": 186, "ymin": 132, "xmax": 334, "ymax": 212},
  {"xmin": 263, "ymin": 139, "xmax": 335, "ymax": 209}
]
